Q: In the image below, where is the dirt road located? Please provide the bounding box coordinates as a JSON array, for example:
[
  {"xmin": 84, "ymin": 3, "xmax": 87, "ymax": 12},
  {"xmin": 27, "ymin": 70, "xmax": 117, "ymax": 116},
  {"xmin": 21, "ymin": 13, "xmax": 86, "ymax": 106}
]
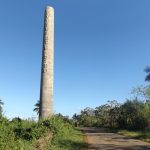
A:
[{"xmin": 82, "ymin": 128, "xmax": 150, "ymax": 150}]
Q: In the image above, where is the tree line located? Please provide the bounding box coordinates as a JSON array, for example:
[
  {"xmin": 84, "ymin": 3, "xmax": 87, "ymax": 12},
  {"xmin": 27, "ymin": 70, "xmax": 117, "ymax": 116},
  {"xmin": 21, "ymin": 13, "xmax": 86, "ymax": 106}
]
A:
[
  {"xmin": 72, "ymin": 98, "xmax": 150, "ymax": 130},
  {"xmin": 72, "ymin": 67, "xmax": 150, "ymax": 130},
  {"xmin": 0, "ymin": 66, "xmax": 150, "ymax": 131}
]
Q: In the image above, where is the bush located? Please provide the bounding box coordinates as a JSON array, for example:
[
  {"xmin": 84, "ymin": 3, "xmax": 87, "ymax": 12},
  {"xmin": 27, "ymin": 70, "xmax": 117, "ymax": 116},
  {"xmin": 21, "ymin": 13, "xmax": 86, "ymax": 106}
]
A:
[{"xmin": 0, "ymin": 115, "xmax": 85, "ymax": 150}]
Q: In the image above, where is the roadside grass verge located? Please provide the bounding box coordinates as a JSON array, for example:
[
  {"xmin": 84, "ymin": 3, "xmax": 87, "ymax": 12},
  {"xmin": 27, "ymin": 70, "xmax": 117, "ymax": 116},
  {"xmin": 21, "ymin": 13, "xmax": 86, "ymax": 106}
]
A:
[
  {"xmin": 49, "ymin": 116, "xmax": 87, "ymax": 150},
  {"xmin": 98, "ymin": 128, "xmax": 150, "ymax": 143},
  {"xmin": 117, "ymin": 130, "xmax": 150, "ymax": 143}
]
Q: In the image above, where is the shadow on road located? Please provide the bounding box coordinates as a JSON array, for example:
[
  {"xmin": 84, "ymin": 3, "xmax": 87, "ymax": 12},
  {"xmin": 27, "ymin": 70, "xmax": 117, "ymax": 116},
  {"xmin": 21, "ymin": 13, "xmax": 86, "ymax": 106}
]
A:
[
  {"xmin": 88, "ymin": 144, "xmax": 150, "ymax": 150},
  {"xmin": 80, "ymin": 128, "xmax": 150, "ymax": 150}
]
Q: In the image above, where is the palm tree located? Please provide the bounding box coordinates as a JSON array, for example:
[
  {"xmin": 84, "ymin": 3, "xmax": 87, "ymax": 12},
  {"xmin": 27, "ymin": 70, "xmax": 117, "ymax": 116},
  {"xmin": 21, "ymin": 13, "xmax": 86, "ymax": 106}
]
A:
[
  {"xmin": 0, "ymin": 99, "xmax": 4, "ymax": 115},
  {"xmin": 145, "ymin": 66, "xmax": 150, "ymax": 81},
  {"xmin": 33, "ymin": 100, "xmax": 40, "ymax": 115}
]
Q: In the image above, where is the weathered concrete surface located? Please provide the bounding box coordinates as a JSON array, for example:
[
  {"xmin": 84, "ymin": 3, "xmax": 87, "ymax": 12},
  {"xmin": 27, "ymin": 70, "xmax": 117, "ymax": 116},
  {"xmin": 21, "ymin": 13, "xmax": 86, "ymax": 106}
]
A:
[
  {"xmin": 82, "ymin": 128, "xmax": 150, "ymax": 150},
  {"xmin": 39, "ymin": 6, "xmax": 54, "ymax": 119}
]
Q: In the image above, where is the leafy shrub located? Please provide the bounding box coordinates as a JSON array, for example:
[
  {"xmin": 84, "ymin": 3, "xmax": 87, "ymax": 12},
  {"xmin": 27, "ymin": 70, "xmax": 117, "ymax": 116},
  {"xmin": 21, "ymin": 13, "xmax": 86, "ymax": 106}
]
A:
[{"xmin": 0, "ymin": 115, "xmax": 85, "ymax": 150}]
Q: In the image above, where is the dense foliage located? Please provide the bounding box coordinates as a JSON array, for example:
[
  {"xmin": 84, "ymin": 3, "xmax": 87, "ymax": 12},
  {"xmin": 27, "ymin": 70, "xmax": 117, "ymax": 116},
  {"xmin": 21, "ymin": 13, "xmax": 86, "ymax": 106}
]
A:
[
  {"xmin": 72, "ymin": 68, "xmax": 150, "ymax": 131},
  {"xmin": 73, "ymin": 99, "xmax": 150, "ymax": 130},
  {"xmin": 0, "ymin": 115, "xmax": 86, "ymax": 150},
  {"xmin": 0, "ymin": 99, "xmax": 4, "ymax": 115}
]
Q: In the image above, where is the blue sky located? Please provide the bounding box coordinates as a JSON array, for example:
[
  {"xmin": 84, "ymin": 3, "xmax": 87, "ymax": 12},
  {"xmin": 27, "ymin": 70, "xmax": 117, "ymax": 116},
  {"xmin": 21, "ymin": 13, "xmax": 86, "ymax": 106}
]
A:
[{"xmin": 0, "ymin": 0, "xmax": 150, "ymax": 119}]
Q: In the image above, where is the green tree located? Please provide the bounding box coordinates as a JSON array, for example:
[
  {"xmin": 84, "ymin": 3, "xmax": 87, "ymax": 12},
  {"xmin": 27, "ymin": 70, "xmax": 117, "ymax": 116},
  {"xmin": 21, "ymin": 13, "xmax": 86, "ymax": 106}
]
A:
[
  {"xmin": 55, "ymin": 113, "xmax": 74, "ymax": 125},
  {"xmin": 0, "ymin": 99, "xmax": 4, "ymax": 115},
  {"xmin": 145, "ymin": 66, "xmax": 150, "ymax": 81},
  {"xmin": 95, "ymin": 104, "xmax": 110, "ymax": 127},
  {"xmin": 119, "ymin": 99, "xmax": 149, "ymax": 130},
  {"xmin": 131, "ymin": 85, "xmax": 150, "ymax": 102},
  {"xmin": 95, "ymin": 100, "xmax": 121, "ymax": 128},
  {"xmin": 73, "ymin": 107, "xmax": 97, "ymax": 127},
  {"xmin": 33, "ymin": 100, "xmax": 40, "ymax": 115}
]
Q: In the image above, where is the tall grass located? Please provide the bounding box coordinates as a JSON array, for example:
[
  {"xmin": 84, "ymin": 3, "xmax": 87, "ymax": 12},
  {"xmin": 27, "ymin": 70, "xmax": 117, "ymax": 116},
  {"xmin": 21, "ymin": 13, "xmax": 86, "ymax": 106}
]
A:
[{"xmin": 49, "ymin": 116, "xmax": 87, "ymax": 150}]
